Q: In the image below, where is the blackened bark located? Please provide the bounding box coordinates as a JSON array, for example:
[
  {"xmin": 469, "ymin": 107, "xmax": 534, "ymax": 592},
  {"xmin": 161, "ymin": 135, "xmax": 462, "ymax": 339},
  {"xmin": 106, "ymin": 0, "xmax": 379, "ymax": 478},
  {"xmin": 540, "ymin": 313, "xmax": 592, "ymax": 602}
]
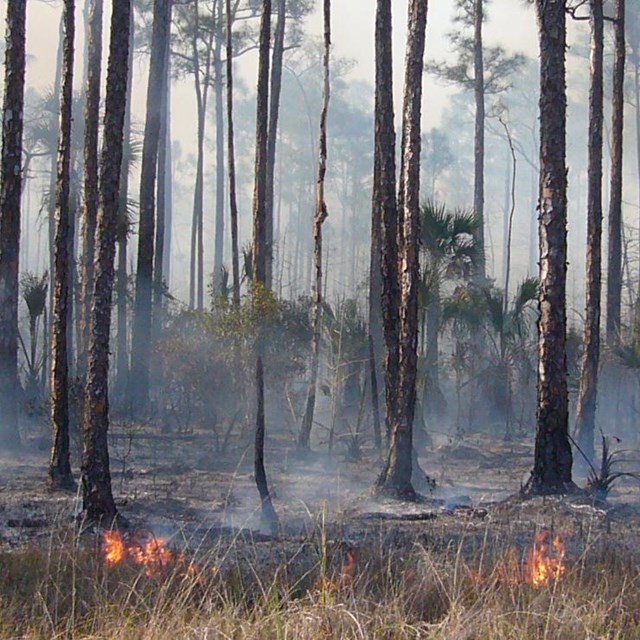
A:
[
  {"xmin": 265, "ymin": 0, "xmax": 286, "ymax": 290},
  {"xmin": 226, "ymin": 0, "xmax": 240, "ymax": 306},
  {"xmin": 114, "ymin": 8, "xmax": 134, "ymax": 403},
  {"xmin": 0, "ymin": 0, "xmax": 27, "ymax": 450},
  {"xmin": 473, "ymin": 0, "xmax": 485, "ymax": 279},
  {"xmin": 153, "ymin": 0, "xmax": 172, "ymax": 308},
  {"xmin": 374, "ymin": 0, "xmax": 400, "ymax": 446},
  {"xmin": 605, "ymin": 0, "xmax": 625, "ymax": 344},
  {"xmin": 82, "ymin": 0, "xmax": 131, "ymax": 524},
  {"xmin": 377, "ymin": 0, "xmax": 428, "ymax": 498},
  {"xmin": 527, "ymin": 0, "xmax": 574, "ymax": 494},
  {"xmin": 298, "ymin": 0, "xmax": 330, "ymax": 453},
  {"xmin": 368, "ymin": 334, "xmax": 382, "ymax": 451},
  {"xmin": 368, "ymin": 0, "xmax": 389, "ymax": 422},
  {"xmin": 575, "ymin": 0, "xmax": 604, "ymax": 467},
  {"xmin": 78, "ymin": 0, "xmax": 103, "ymax": 382},
  {"xmin": 49, "ymin": 0, "xmax": 76, "ymax": 490},
  {"xmin": 252, "ymin": 0, "xmax": 279, "ymax": 534},
  {"xmin": 130, "ymin": 0, "xmax": 171, "ymax": 410}
]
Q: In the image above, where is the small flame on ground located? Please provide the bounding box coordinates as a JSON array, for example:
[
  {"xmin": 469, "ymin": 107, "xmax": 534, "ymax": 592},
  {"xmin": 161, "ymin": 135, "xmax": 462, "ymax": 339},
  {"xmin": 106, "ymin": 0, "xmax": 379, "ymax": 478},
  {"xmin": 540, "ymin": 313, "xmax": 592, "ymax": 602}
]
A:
[
  {"xmin": 524, "ymin": 530, "xmax": 566, "ymax": 588},
  {"xmin": 101, "ymin": 529, "xmax": 200, "ymax": 579}
]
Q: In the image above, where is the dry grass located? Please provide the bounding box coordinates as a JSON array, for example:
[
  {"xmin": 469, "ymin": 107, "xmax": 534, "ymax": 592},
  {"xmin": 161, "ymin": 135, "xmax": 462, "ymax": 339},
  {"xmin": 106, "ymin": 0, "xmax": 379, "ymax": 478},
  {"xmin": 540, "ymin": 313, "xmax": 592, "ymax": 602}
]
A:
[{"xmin": 1, "ymin": 524, "xmax": 639, "ymax": 640}]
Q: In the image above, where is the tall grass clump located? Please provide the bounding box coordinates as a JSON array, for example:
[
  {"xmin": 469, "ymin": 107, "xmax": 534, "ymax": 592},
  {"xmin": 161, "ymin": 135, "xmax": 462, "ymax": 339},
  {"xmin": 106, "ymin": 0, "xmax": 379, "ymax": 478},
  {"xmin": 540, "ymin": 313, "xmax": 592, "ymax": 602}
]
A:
[{"xmin": 1, "ymin": 524, "xmax": 640, "ymax": 639}]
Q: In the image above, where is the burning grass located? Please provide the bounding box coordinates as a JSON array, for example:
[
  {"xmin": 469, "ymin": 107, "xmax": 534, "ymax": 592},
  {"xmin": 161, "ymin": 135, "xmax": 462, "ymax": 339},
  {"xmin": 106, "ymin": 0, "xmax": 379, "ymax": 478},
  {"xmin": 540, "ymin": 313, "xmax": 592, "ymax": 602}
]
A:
[{"xmin": 1, "ymin": 523, "xmax": 640, "ymax": 639}]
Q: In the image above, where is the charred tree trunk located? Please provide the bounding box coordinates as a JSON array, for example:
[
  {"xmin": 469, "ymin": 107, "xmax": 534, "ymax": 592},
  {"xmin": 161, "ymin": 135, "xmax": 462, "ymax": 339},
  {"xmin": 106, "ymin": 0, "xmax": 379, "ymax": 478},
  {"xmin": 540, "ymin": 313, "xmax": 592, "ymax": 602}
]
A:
[
  {"xmin": 49, "ymin": 0, "xmax": 76, "ymax": 491},
  {"xmin": 154, "ymin": 2, "xmax": 172, "ymax": 309},
  {"xmin": 78, "ymin": 0, "xmax": 103, "ymax": 382},
  {"xmin": 298, "ymin": 0, "xmax": 331, "ymax": 454},
  {"xmin": 377, "ymin": 0, "xmax": 428, "ymax": 499},
  {"xmin": 226, "ymin": 0, "xmax": 240, "ymax": 306},
  {"xmin": 265, "ymin": 0, "xmax": 286, "ymax": 290},
  {"xmin": 605, "ymin": 0, "xmax": 625, "ymax": 345},
  {"xmin": 374, "ymin": 0, "xmax": 400, "ymax": 453},
  {"xmin": 367, "ymin": 0, "xmax": 388, "ymax": 425},
  {"xmin": 114, "ymin": 8, "xmax": 134, "ymax": 404},
  {"xmin": 0, "ymin": 0, "xmax": 27, "ymax": 450},
  {"xmin": 473, "ymin": 0, "xmax": 485, "ymax": 279},
  {"xmin": 526, "ymin": 0, "xmax": 575, "ymax": 495},
  {"xmin": 575, "ymin": 0, "xmax": 604, "ymax": 468},
  {"xmin": 130, "ymin": 0, "xmax": 171, "ymax": 411},
  {"xmin": 252, "ymin": 0, "xmax": 279, "ymax": 534},
  {"xmin": 82, "ymin": 0, "xmax": 131, "ymax": 524}
]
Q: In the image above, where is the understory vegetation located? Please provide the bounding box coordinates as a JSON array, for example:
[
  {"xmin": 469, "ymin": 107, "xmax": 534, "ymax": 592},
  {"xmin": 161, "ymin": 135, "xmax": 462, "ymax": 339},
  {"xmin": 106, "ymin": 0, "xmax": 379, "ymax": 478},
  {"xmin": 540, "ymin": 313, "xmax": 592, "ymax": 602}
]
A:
[{"xmin": 1, "ymin": 523, "xmax": 639, "ymax": 639}]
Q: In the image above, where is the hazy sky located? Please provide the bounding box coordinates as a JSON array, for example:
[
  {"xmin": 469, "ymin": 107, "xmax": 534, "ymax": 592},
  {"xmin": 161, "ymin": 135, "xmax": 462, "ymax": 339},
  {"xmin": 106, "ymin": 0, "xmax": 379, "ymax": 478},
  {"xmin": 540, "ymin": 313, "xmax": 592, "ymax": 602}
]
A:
[{"xmin": 4, "ymin": 0, "xmax": 542, "ymax": 140}]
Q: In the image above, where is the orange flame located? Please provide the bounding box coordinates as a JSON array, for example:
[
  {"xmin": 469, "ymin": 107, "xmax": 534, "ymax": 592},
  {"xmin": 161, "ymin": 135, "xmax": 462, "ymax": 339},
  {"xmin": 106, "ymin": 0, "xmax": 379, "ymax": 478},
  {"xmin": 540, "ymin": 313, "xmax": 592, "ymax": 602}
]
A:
[
  {"xmin": 101, "ymin": 530, "xmax": 187, "ymax": 578},
  {"xmin": 524, "ymin": 530, "xmax": 566, "ymax": 588},
  {"xmin": 103, "ymin": 530, "xmax": 126, "ymax": 567}
]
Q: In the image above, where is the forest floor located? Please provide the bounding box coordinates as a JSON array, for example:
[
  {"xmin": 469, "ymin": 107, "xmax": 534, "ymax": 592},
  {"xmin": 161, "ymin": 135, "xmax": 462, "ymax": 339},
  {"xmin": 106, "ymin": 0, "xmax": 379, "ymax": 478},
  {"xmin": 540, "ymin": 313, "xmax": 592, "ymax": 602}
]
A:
[{"xmin": 2, "ymin": 418, "xmax": 640, "ymax": 638}]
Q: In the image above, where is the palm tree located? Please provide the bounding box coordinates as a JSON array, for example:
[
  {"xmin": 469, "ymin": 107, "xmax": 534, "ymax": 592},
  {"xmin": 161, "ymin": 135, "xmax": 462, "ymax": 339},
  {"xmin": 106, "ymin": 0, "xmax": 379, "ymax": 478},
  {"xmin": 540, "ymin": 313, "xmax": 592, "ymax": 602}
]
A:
[{"xmin": 419, "ymin": 202, "xmax": 481, "ymax": 414}]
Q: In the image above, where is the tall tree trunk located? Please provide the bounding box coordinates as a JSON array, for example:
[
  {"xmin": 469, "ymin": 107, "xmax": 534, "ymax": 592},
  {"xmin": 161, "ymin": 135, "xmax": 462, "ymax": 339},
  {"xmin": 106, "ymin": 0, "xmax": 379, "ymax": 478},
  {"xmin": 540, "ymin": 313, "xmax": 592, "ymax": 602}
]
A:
[
  {"xmin": 374, "ymin": 0, "xmax": 400, "ymax": 450},
  {"xmin": 252, "ymin": 0, "xmax": 279, "ymax": 535},
  {"xmin": 298, "ymin": 0, "xmax": 331, "ymax": 453},
  {"xmin": 575, "ymin": 0, "xmax": 604, "ymax": 467},
  {"xmin": 226, "ymin": 0, "xmax": 240, "ymax": 306},
  {"xmin": 213, "ymin": 0, "xmax": 225, "ymax": 282},
  {"xmin": 46, "ymin": 15, "xmax": 65, "ymax": 397},
  {"xmin": 606, "ymin": 0, "xmax": 625, "ymax": 344},
  {"xmin": 188, "ymin": 1, "xmax": 212, "ymax": 310},
  {"xmin": 0, "ymin": 0, "xmax": 27, "ymax": 450},
  {"xmin": 82, "ymin": 0, "xmax": 131, "ymax": 525},
  {"xmin": 153, "ymin": 0, "xmax": 172, "ymax": 307},
  {"xmin": 130, "ymin": 0, "xmax": 171, "ymax": 411},
  {"xmin": 265, "ymin": 0, "xmax": 286, "ymax": 290},
  {"xmin": 114, "ymin": 8, "xmax": 134, "ymax": 404},
  {"xmin": 473, "ymin": 0, "xmax": 486, "ymax": 280},
  {"xmin": 49, "ymin": 0, "xmax": 76, "ymax": 491},
  {"xmin": 78, "ymin": 0, "xmax": 103, "ymax": 382},
  {"xmin": 377, "ymin": 0, "xmax": 428, "ymax": 499},
  {"xmin": 527, "ymin": 0, "xmax": 575, "ymax": 495}
]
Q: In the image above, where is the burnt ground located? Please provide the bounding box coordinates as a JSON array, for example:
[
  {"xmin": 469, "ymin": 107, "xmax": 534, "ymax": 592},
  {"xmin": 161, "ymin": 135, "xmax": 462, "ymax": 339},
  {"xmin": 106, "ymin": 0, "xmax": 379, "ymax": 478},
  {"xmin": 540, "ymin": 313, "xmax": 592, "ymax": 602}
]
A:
[{"xmin": 2, "ymin": 418, "xmax": 640, "ymax": 581}]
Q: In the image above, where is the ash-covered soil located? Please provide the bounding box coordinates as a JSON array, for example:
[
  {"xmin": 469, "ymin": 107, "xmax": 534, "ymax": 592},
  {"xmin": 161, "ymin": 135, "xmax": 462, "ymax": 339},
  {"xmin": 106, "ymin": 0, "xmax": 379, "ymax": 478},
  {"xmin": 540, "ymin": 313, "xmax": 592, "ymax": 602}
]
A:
[{"xmin": 2, "ymin": 419, "xmax": 640, "ymax": 579}]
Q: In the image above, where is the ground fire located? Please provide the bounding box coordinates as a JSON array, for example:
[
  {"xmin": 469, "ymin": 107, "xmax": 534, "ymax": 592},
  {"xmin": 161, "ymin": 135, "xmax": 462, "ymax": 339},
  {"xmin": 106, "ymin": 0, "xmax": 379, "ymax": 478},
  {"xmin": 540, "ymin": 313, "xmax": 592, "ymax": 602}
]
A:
[
  {"xmin": 523, "ymin": 530, "xmax": 566, "ymax": 588},
  {"xmin": 102, "ymin": 529, "xmax": 196, "ymax": 578}
]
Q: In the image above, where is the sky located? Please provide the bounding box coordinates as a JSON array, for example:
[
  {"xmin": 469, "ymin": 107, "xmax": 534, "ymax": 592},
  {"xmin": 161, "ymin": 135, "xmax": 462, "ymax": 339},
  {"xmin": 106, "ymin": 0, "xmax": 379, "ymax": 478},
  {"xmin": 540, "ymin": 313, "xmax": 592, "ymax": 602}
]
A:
[{"xmin": 4, "ymin": 0, "xmax": 541, "ymax": 139}]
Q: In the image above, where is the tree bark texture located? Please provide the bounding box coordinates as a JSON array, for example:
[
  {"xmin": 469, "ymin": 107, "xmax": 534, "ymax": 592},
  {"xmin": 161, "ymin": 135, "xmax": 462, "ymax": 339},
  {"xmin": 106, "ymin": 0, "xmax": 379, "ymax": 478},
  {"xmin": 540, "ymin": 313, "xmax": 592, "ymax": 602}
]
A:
[
  {"xmin": 473, "ymin": 0, "xmax": 485, "ymax": 279},
  {"xmin": 0, "ymin": 0, "xmax": 27, "ymax": 450},
  {"xmin": 82, "ymin": 0, "xmax": 131, "ymax": 523},
  {"xmin": 252, "ymin": 0, "xmax": 279, "ymax": 534},
  {"xmin": 226, "ymin": 0, "xmax": 241, "ymax": 306},
  {"xmin": 374, "ymin": 0, "xmax": 400, "ymax": 444},
  {"xmin": 528, "ymin": 0, "xmax": 574, "ymax": 494},
  {"xmin": 130, "ymin": 0, "xmax": 171, "ymax": 410},
  {"xmin": 605, "ymin": 0, "xmax": 625, "ymax": 344},
  {"xmin": 78, "ymin": 0, "xmax": 103, "ymax": 382},
  {"xmin": 377, "ymin": 0, "xmax": 428, "ymax": 498},
  {"xmin": 154, "ymin": 0, "xmax": 172, "ymax": 308},
  {"xmin": 114, "ymin": 7, "xmax": 134, "ymax": 402},
  {"xmin": 298, "ymin": 0, "xmax": 330, "ymax": 453},
  {"xmin": 265, "ymin": 0, "xmax": 286, "ymax": 290},
  {"xmin": 575, "ymin": 0, "xmax": 604, "ymax": 467},
  {"xmin": 49, "ymin": 0, "xmax": 76, "ymax": 490}
]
